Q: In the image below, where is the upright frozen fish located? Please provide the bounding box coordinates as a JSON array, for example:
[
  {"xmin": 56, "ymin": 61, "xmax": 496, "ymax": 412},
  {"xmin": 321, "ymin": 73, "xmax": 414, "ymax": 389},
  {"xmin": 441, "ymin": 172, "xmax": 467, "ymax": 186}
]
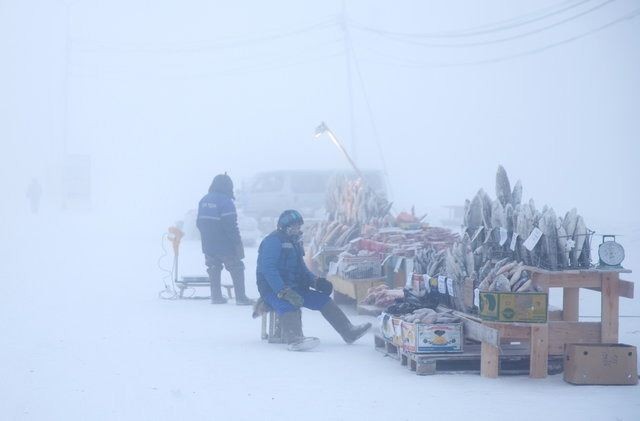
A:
[
  {"xmin": 495, "ymin": 165, "xmax": 512, "ymax": 207},
  {"xmin": 511, "ymin": 180, "xmax": 523, "ymax": 207}
]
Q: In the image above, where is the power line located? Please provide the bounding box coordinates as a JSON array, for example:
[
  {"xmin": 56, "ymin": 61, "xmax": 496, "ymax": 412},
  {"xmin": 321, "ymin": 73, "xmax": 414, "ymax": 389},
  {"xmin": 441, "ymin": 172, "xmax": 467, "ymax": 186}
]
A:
[
  {"xmin": 349, "ymin": 45, "xmax": 392, "ymax": 199},
  {"xmin": 70, "ymin": 33, "xmax": 344, "ymax": 78},
  {"xmin": 71, "ymin": 49, "xmax": 345, "ymax": 80},
  {"xmin": 352, "ymin": 0, "xmax": 616, "ymax": 48},
  {"xmin": 355, "ymin": 7, "xmax": 640, "ymax": 68},
  {"xmin": 341, "ymin": 0, "xmax": 358, "ymax": 163},
  {"xmin": 72, "ymin": 16, "xmax": 338, "ymax": 54},
  {"xmin": 349, "ymin": 0, "xmax": 595, "ymax": 39}
]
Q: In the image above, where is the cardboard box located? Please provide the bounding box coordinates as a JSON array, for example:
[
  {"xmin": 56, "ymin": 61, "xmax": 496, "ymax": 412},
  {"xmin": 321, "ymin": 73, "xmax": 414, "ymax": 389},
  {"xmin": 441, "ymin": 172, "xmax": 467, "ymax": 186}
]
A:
[
  {"xmin": 478, "ymin": 292, "xmax": 548, "ymax": 323},
  {"xmin": 378, "ymin": 313, "xmax": 395, "ymax": 342},
  {"xmin": 391, "ymin": 316, "xmax": 404, "ymax": 347},
  {"xmin": 401, "ymin": 321, "xmax": 463, "ymax": 353},
  {"xmin": 564, "ymin": 343, "xmax": 638, "ymax": 385}
]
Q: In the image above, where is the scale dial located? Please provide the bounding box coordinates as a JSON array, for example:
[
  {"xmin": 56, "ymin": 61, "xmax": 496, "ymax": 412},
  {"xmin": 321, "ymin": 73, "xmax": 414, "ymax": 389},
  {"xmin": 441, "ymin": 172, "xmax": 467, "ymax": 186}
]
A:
[{"xmin": 598, "ymin": 241, "xmax": 625, "ymax": 266}]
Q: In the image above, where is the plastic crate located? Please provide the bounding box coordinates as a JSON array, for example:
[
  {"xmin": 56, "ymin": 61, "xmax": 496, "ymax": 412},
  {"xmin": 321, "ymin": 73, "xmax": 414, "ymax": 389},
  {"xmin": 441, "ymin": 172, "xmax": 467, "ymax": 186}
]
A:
[{"xmin": 337, "ymin": 255, "xmax": 382, "ymax": 279}]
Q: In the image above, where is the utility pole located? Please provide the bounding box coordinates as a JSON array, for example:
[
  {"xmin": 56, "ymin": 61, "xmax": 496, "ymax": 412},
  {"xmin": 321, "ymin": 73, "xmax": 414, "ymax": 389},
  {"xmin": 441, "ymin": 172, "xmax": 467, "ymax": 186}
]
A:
[
  {"xmin": 62, "ymin": 1, "xmax": 72, "ymax": 159},
  {"xmin": 340, "ymin": 0, "xmax": 357, "ymax": 164}
]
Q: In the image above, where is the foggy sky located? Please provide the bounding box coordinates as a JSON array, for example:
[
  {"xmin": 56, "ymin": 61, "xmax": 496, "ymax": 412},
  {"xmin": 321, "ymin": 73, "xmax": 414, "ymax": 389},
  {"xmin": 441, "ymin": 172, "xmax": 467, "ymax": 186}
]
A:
[{"xmin": 2, "ymin": 0, "xmax": 639, "ymax": 238}]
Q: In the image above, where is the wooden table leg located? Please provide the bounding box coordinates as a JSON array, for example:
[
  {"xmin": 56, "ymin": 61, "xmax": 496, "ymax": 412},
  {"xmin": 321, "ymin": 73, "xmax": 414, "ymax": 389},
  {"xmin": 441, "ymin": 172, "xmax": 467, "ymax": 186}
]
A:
[
  {"xmin": 530, "ymin": 324, "xmax": 549, "ymax": 378},
  {"xmin": 481, "ymin": 342, "xmax": 499, "ymax": 378},
  {"xmin": 601, "ymin": 273, "xmax": 619, "ymax": 343},
  {"xmin": 563, "ymin": 288, "xmax": 579, "ymax": 321}
]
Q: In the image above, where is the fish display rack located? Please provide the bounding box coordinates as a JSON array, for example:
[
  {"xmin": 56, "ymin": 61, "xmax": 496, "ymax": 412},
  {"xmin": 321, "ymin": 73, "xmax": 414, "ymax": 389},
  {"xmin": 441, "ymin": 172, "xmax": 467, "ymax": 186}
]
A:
[
  {"xmin": 481, "ymin": 229, "xmax": 595, "ymax": 271},
  {"xmin": 531, "ymin": 230, "xmax": 595, "ymax": 271}
]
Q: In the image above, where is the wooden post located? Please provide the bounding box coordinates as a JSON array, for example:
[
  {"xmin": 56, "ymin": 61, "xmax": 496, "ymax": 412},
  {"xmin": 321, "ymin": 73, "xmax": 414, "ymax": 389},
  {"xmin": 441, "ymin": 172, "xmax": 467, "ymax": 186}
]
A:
[
  {"xmin": 563, "ymin": 288, "xmax": 579, "ymax": 322},
  {"xmin": 481, "ymin": 342, "xmax": 499, "ymax": 378},
  {"xmin": 601, "ymin": 273, "xmax": 619, "ymax": 343},
  {"xmin": 530, "ymin": 324, "xmax": 549, "ymax": 378},
  {"xmin": 261, "ymin": 313, "xmax": 267, "ymax": 340}
]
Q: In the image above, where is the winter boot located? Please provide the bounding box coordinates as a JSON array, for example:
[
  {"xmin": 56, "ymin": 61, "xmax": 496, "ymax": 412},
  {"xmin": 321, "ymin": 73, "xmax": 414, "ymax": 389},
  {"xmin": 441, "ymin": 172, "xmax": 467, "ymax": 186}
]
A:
[
  {"xmin": 207, "ymin": 268, "xmax": 227, "ymax": 304},
  {"xmin": 229, "ymin": 269, "xmax": 255, "ymax": 306},
  {"xmin": 279, "ymin": 310, "xmax": 320, "ymax": 351},
  {"xmin": 320, "ymin": 300, "xmax": 372, "ymax": 344}
]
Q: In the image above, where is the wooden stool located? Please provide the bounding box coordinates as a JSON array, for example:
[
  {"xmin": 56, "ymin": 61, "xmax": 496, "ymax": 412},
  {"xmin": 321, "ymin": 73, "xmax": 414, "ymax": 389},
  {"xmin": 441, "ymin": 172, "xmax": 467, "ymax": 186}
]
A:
[
  {"xmin": 221, "ymin": 284, "xmax": 234, "ymax": 299},
  {"xmin": 261, "ymin": 310, "xmax": 285, "ymax": 343}
]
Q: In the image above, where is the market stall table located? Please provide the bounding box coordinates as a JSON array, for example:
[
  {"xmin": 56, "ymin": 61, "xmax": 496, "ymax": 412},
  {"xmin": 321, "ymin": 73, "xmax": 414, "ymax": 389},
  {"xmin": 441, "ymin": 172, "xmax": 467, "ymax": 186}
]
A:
[{"xmin": 459, "ymin": 267, "xmax": 634, "ymax": 379}]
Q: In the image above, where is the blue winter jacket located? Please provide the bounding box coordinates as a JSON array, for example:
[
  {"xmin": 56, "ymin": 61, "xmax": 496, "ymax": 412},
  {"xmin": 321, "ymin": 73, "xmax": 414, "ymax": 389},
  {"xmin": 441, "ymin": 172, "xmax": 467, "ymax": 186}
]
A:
[
  {"xmin": 256, "ymin": 230, "xmax": 316, "ymax": 296},
  {"xmin": 196, "ymin": 191, "xmax": 242, "ymax": 257}
]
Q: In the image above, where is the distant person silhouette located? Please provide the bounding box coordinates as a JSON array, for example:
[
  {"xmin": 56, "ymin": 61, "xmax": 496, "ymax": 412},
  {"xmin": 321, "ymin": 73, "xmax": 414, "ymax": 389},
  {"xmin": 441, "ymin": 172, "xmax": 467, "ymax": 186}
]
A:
[
  {"xmin": 197, "ymin": 174, "xmax": 254, "ymax": 305},
  {"xmin": 26, "ymin": 178, "xmax": 42, "ymax": 214}
]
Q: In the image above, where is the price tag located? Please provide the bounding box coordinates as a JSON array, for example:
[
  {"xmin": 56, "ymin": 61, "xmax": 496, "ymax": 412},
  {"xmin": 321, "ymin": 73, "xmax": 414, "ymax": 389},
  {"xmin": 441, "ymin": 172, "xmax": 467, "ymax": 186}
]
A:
[
  {"xmin": 510, "ymin": 233, "xmax": 519, "ymax": 251},
  {"xmin": 328, "ymin": 261, "xmax": 338, "ymax": 276},
  {"xmin": 446, "ymin": 278, "xmax": 454, "ymax": 297},
  {"xmin": 437, "ymin": 276, "xmax": 446, "ymax": 294},
  {"xmin": 474, "ymin": 288, "xmax": 480, "ymax": 307},
  {"xmin": 523, "ymin": 227, "xmax": 543, "ymax": 251},
  {"xmin": 499, "ymin": 228, "xmax": 508, "ymax": 246},
  {"xmin": 405, "ymin": 258, "xmax": 414, "ymax": 288},
  {"xmin": 422, "ymin": 274, "xmax": 430, "ymax": 291},
  {"xmin": 429, "ymin": 277, "xmax": 439, "ymax": 293}
]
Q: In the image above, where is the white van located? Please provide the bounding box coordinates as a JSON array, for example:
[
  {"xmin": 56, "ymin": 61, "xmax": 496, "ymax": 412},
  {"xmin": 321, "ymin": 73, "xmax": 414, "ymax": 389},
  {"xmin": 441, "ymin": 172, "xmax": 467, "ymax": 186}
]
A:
[{"xmin": 237, "ymin": 170, "xmax": 387, "ymax": 221}]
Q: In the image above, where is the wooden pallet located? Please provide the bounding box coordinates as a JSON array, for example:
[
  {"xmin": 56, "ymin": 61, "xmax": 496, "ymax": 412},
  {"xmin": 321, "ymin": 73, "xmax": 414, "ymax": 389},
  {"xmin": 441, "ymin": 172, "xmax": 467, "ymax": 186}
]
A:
[
  {"xmin": 374, "ymin": 335, "xmax": 563, "ymax": 376},
  {"xmin": 374, "ymin": 334, "xmax": 401, "ymax": 360}
]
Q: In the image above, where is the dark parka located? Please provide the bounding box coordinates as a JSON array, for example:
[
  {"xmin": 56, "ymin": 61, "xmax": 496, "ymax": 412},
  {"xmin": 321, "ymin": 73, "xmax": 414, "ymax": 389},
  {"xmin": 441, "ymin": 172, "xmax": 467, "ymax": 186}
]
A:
[
  {"xmin": 196, "ymin": 191, "xmax": 242, "ymax": 258},
  {"xmin": 256, "ymin": 230, "xmax": 316, "ymax": 297}
]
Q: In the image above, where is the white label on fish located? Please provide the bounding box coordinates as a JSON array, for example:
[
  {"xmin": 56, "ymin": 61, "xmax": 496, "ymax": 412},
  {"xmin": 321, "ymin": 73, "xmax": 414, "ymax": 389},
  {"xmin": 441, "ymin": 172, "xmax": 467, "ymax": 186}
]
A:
[
  {"xmin": 523, "ymin": 227, "xmax": 543, "ymax": 251},
  {"xmin": 446, "ymin": 278, "xmax": 454, "ymax": 296},
  {"xmin": 471, "ymin": 226, "xmax": 484, "ymax": 242},
  {"xmin": 565, "ymin": 238, "xmax": 576, "ymax": 251},
  {"xmin": 474, "ymin": 288, "xmax": 480, "ymax": 307},
  {"xmin": 405, "ymin": 258, "xmax": 414, "ymax": 288},
  {"xmin": 423, "ymin": 274, "xmax": 430, "ymax": 291},
  {"xmin": 438, "ymin": 276, "xmax": 447, "ymax": 294},
  {"xmin": 510, "ymin": 233, "xmax": 518, "ymax": 251},
  {"xmin": 328, "ymin": 261, "xmax": 339, "ymax": 276},
  {"xmin": 394, "ymin": 256, "xmax": 404, "ymax": 273},
  {"xmin": 499, "ymin": 228, "xmax": 508, "ymax": 246}
]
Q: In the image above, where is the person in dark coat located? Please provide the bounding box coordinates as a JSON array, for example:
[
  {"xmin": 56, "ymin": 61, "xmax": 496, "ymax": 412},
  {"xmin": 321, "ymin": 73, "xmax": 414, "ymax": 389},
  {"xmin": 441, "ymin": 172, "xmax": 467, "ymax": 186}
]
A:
[
  {"xmin": 256, "ymin": 209, "xmax": 371, "ymax": 350},
  {"xmin": 197, "ymin": 174, "xmax": 253, "ymax": 305}
]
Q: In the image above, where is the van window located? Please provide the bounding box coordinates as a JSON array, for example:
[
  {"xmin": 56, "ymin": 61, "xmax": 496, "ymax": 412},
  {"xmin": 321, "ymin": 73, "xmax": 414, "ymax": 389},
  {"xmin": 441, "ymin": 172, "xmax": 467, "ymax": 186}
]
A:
[
  {"xmin": 291, "ymin": 173, "xmax": 327, "ymax": 194},
  {"xmin": 251, "ymin": 173, "xmax": 284, "ymax": 193}
]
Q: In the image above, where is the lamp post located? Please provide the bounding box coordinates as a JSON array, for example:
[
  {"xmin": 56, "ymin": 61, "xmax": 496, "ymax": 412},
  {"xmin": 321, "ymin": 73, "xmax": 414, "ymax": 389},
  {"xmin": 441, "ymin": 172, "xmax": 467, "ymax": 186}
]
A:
[{"xmin": 314, "ymin": 122, "xmax": 364, "ymax": 180}]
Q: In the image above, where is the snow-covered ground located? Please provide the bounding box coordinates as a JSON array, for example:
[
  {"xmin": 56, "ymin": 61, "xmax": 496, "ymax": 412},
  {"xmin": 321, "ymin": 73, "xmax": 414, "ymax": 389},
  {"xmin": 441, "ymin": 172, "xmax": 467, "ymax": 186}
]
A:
[{"xmin": 1, "ymin": 211, "xmax": 639, "ymax": 421}]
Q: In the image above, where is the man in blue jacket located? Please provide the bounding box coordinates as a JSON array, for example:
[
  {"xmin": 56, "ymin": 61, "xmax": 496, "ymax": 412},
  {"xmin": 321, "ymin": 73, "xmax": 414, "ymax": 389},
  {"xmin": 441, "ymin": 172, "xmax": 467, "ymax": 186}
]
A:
[
  {"xmin": 197, "ymin": 174, "xmax": 253, "ymax": 305},
  {"xmin": 257, "ymin": 209, "xmax": 371, "ymax": 350}
]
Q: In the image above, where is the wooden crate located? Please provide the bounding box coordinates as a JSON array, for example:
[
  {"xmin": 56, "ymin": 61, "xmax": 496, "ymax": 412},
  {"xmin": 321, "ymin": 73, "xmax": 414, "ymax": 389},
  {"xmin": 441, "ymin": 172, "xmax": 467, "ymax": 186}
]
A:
[{"xmin": 328, "ymin": 274, "xmax": 386, "ymax": 304}]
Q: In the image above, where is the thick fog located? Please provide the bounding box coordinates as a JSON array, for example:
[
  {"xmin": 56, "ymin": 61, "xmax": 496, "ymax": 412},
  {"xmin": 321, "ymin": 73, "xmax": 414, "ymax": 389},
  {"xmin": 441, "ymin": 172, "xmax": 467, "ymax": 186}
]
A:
[
  {"xmin": 3, "ymin": 0, "xmax": 639, "ymax": 237},
  {"xmin": 2, "ymin": 1, "xmax": 640, "ymax": 419}
]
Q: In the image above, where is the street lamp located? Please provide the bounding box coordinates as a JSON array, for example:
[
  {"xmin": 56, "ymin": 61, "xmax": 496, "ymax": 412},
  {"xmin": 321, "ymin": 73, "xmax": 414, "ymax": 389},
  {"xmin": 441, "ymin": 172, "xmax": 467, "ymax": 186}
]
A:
[{"xmin": 314, "ymin": 122, "xmax": 364, "ymax": 180}]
